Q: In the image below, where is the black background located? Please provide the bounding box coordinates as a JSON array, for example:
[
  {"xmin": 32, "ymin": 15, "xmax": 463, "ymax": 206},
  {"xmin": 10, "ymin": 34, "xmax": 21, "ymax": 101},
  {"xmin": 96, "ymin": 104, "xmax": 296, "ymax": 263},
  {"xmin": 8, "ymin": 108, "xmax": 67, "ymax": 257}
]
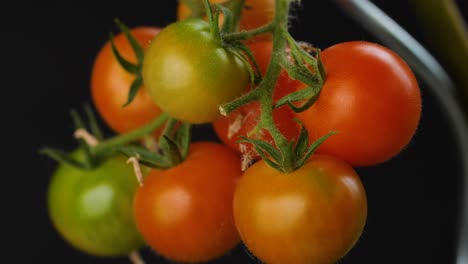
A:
[{"xmin": 2, "ymin": 0, "xmax": 468, "ymax": 263}]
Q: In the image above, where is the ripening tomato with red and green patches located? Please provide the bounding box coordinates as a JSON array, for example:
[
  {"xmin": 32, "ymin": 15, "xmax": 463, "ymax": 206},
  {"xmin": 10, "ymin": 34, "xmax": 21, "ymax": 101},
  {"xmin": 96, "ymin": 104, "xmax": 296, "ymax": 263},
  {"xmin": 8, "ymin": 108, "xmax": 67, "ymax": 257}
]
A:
[
  {"xmin": 142, "ymin": 19, "xmax": 250, "ymax": 124},
  {"xmin": 233, "ymin": 154, "xmax": 367, "ymax": 264}
]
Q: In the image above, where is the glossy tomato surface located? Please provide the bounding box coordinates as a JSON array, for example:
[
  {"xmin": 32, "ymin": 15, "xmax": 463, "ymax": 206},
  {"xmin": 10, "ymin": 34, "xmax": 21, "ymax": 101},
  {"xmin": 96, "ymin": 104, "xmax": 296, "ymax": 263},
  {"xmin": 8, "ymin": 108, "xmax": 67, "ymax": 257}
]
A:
[
  {"xmin": 47, "ymin": 151, "xmax": 144, "ymax": 256},
  {"xmin": 91, "ymin": 27, "xmax": 162, "ymax": 134},
  {"xmin": 133, "ymin": 142, "xmax": 242, "ymax": 263},
  {"xmin": 142, "ymin": 19, "xmax": 249, "ymax": 124},
  {"xmin": 297, "ymin": 41, "xmax": 422, "ymax": 167},
  {"xmin": 234, "ymin": 154, "xmax": 367, "ymax": 264}
]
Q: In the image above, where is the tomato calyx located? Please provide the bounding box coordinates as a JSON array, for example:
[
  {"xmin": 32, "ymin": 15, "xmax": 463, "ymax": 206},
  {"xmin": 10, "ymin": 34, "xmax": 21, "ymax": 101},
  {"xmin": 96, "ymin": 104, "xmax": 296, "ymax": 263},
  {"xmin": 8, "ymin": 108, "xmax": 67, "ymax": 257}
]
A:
[
  {"xmin": 216, "ymin": 0, "xmax": 330, "ymax": 173},
  {"xmin": 40, "ymin": 105, "xmax": 106, "ymax": 170},
  {"xmin": 109, "ymin": 19, "xmax": 145, "ymax": 107},
  {"xmin": 40, "ymin": 105, "xmax": 170, "ymax": 170},
  {"xmin": 119, "ymin": 118, "xmax": 192, "ymax": 169},
  {"xmin": 276, "ymin": 37, "xmax": 326, "ymax": 112},
  {"xmin": 200, "ymin": 0, "xmax": 265, "ymax": 85}
]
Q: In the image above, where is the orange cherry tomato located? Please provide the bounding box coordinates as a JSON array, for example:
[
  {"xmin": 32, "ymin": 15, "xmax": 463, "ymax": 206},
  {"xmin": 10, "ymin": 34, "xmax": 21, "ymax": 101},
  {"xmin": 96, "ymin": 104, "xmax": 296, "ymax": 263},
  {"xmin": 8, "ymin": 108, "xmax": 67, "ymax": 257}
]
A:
[
  {"xmin": 91, "ymin": 27, "xmax": 162, "ymax": 134},
  {"xmin": 133, "ymin": 142, "xmax": 242, "ymax": 263},
  {"xmin": 234, "ymin": 154, "xmax": 368, "ymax": 264}
]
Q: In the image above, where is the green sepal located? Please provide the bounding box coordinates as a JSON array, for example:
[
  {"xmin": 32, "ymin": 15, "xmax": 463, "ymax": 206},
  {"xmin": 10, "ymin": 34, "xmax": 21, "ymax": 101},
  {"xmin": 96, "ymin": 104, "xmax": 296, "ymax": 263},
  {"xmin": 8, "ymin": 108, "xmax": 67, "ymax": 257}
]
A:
[
  {"xmin": 273, "ymin": 71, "xmax": 321, "ymax": 112},
  {"xmin": 84, "ymin": 103, "xmax": 104, "ymax": 141},
  {"xmin": 122, "ymin": 76, "xmax": 143, "ymax": 107},
  {"xmin": 231, "ymin": 41, "xmax": 262, "ymax": 85},
  {"xmin": 114, "ymin": 19, "xmax": 144, "ymax": 65},
  {"xmin": 109, "ymin": 19, "xmax": 146, "ymax": 108},
  {"xmin": 203, "ymin": 0, "xmax": 222, "ymax": 42},
  {"xmin": 39, "ymin": 147, "xmax": 92, "ymax": 170},
  {"xmin": 118, "ymin": 145, "xmax": 172, "ymax": 169},
  {"xmin": 238, "ymin": 137, "xmax": 283, "ymax": 171},
  {"xmin": 275, "ymin": 34, "xmax": 325, "ymax": 113},
  {"xmin": 316, "ymin": 51, "xmax": 326, "ymax": 82},
  {"xmin": 174, "ymin": 122, "xmax": 192, "ymax": 160},
  {"xmin": 217, "ymin": 4, "xmax": 234, "ymax": 34},
  {"xmin": 224, "ymin": 0, "xmax": 246, "ymax": 32},
  {"xmin": 70, "ymin": 109, "xmax": 94, "ymax": 168},
  {"xmin": 159, "ymin": 135, "xmax": 183, "ymax": 166},
  {"xmin": 109, "ymin": 32, "xmax": 139, "ymax": 74},
  {"xmin": 294, "ymin": 119, "xmax": 309, "ymax": 159},
  {"xmin": 295, "ymin": 131, "xmax": 337, "ymax": 168}
]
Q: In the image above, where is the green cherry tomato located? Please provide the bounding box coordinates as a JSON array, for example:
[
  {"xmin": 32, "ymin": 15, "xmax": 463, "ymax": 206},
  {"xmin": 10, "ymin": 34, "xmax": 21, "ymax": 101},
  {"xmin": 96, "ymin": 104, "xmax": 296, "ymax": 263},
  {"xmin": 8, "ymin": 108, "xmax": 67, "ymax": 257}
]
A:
[
  {"xmin": 47, "ymin": 150, "xmax": 145, "ymax": 256},
  {"xmin": 142, "ymin": 18, "xmax": 249, "ymax": 124}
]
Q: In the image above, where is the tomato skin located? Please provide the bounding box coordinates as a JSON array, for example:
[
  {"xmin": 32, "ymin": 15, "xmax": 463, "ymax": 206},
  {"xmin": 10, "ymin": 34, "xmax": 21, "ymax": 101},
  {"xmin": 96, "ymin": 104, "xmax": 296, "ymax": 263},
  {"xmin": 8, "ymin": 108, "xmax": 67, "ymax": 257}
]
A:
[
  {"xmin": 177, "ymin": 0, "xmax": 274, "ymax": 39},
  {"xmin": 213, "ymin": 40, "xmax": 301, "ymax": 159},
  {"xmin": 47, "ymin": 151, "xmax": 144, "ymax": 256},
  {"xmin": 142, "ymin": 19, "xmax": 249, "ymax": 124},
  {"xmin": 133, "ymin": 142, "xmax": 242, "ymax": 263},
  {"xmin": 233, "ymin": 155, "xmax": 367, "ymax": 264},
  {"xmin": 297, "ymin": 41, "xmax": 422, "ymax": 167},
  {"xmin": 91, "ymin": 27, "xmax": 162, "ymax": 134}
]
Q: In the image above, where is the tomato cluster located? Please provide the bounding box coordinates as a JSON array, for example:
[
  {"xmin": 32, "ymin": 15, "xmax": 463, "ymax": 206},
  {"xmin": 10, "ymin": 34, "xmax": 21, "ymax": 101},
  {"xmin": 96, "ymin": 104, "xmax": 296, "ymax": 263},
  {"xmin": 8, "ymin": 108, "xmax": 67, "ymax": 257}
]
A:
[{"xmin": 44, "ymin": 1, "xmax": 422, "ymax": 264}]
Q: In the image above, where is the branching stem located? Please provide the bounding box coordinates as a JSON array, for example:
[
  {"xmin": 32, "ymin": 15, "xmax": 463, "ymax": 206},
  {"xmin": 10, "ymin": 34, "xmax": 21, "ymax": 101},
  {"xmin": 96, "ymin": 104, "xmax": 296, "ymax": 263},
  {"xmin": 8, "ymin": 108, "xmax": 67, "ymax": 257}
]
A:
[{"xmin": 91, "ymin": 113, "xmax": 169, "ymax": 156}]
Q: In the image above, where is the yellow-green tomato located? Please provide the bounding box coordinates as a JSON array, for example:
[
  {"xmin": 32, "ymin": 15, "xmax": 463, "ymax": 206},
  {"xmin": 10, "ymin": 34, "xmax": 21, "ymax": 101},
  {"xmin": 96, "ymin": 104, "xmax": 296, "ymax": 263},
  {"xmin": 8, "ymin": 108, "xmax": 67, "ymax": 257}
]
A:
[
  {"xmin": 142, "ymin": 18, "xmax": 249, "ymax": 124},
  {"xmin": 47, "ymin": 151, "xmax": 145, "ymax": 256}
]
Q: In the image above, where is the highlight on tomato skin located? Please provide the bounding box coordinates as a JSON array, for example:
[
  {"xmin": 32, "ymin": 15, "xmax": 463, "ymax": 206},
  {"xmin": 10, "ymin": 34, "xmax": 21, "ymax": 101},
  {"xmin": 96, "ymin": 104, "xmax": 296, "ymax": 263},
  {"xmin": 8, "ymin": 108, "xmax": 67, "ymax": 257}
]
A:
[
  {"xmin": 91, "ymin": 27, "xmax": 162, "ymax": 134},
  {"xmin": 233, "ymin": 154, "xmax": 368, "ymax": 264},
  {"xmin": 296, "ymin": 41, "xmax": 422, "ymax": 167},
  {"xmin": 133, "ymin": 142, "xmax": 243, "ymax": 263}
]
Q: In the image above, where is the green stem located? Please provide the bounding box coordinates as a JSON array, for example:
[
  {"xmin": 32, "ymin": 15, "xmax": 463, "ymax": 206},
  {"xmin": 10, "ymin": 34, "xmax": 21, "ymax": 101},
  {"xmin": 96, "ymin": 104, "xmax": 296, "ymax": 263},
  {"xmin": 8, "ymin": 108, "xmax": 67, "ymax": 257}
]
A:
[
  {"xmin": 91, "ymin": 113, "xmax": 169, "ymax": 155},
  {"xmin": 203, "ymin": 0, "xmax": 222, "ymax": 42},
  {"xmin": 227, "ymin": 0, "xmax": 246, "ymax": 31},
  {"xmin": 223, "ymin": 22, "xmax": 275, "ymax": 41},
  {"xmin": 219, "ymin": 88, "xmax": 261, "ymax": 115},
  {"xmin": 258, "ymin": 0, "xmax": 294, "ymax": 172}
]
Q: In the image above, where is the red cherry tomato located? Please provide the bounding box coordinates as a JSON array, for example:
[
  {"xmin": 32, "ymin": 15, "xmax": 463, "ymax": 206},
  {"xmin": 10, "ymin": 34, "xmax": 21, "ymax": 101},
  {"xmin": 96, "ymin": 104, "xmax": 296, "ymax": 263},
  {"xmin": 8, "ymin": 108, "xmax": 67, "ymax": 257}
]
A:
[{"xmin": 297, "ymin": 41, "xmax": 422, "ymax": 167}]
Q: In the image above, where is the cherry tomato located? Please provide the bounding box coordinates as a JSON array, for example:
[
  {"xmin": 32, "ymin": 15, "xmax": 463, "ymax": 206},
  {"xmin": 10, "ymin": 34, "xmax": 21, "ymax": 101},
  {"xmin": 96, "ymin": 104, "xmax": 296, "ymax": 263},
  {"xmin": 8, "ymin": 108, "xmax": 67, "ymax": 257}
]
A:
[
  {"xmin": 91, "ymin": 27, "xmax": 162, "ymax": 134},
  {"xmin": 296, "ymin": 41, "xmax": 422, "ymax": 167},
  {"xmin": 133, "ymin": 142, "xmax": 242, "ymax": 263},
  {"xmin": 234, "ymin": 154, "xmax": 367, "ymax": 264},
  {"xmin": 213, "ymin": 40, "xmax": 300, "ymax": 161},
  {"xmin": 177, "ymin": 0, "xmax": 274, "ymax": 38},
  {"xmin": 142, "ymin": 19, "xmax": 249, "ymax": 124},
  {"xmin": 47, "ymin": 151, "xmax": 144, "ymax": 256}
]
